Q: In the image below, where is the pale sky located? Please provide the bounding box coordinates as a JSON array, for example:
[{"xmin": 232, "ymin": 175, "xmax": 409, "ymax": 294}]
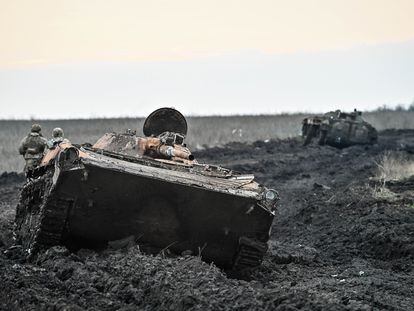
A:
[
  {"xmin": 1, "ymin": 0, "xmax": 414, "ymax": 67},
  {"xmin": 0, "ymin": 0, "xmax": 413, "ymax": 117}
]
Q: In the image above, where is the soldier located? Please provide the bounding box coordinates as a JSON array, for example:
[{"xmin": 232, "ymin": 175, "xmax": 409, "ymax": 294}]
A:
[
  {"xmin": 18, "ymin": 124, "xmax": 48, "ymax": 172},
  {"xmin": 47, "ymin": 127, "xmax": 70, "ymax": 148}
]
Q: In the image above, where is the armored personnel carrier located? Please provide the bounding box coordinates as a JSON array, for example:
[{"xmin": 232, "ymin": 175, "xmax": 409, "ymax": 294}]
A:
[
  {"xmin": 302, "ymin": 109, "xmax": 377, "ymax": 148},
  {"xmin": 15, "ymin": 108, "xmax": 278, "ymax": 272}
]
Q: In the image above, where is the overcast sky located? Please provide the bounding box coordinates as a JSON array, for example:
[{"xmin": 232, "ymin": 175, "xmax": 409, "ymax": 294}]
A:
[{"xmin": 1, "ymin": 0, "xmax": 413, "ymax": 118}]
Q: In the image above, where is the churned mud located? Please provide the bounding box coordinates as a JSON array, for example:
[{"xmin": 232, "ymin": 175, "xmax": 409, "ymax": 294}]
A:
[{"xmin": 1, "ymin": 130, "xmax": 414, "ymax": 310}]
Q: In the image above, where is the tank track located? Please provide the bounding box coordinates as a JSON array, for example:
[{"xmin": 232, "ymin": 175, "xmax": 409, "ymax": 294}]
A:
[
  {"xmin": 232, "ymin": 236, "xmax": 268, "ymax": 272},
  {"xmin": 15, "ymin": 172, "xmax": 73, "ymax": 257}
]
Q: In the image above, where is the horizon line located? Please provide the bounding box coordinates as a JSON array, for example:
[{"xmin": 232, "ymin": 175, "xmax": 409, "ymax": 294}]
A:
[{"xmin": 1, "ymin": 106, "xmax": 412, "ymax": 122}]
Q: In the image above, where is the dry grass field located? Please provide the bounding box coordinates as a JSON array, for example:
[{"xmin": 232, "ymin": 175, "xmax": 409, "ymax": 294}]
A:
[
  {"xmin": 1, "ymin": 110, "xmax": 414, "ymax": 173},
  {"xmin": 376, "ymin": 151, "xmax": 414, "ymax": 182}
]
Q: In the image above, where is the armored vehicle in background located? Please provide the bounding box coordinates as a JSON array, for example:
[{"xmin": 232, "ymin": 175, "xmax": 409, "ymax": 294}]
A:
[
  {"xmin": 302, "ymin": 109, "xmax": 378, "ymax": 148},
  {"xmin": 15, "ymin": 108, "xmax": 278, "ymax": 273}
]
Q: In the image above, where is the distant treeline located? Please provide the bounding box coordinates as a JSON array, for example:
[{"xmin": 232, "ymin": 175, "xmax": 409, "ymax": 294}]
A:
[{"xmin": 374, "ymin": 100, "xmax": 414, "ymax": 112}]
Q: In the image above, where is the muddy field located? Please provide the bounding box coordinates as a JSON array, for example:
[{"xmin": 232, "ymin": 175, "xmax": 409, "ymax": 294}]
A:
[{"xmin": 1, "ymin": 130, "xmax": 414, "ymax": 310}]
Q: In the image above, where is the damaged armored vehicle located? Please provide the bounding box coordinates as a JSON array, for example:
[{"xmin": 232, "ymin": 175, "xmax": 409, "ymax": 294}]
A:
[
  {"xmin": 15, "ymin": 108, "xmax": 278, "ymax": 272},
  {"xmin": 302, "ymin": 109, "xmax": 378, "ymax": 148}
]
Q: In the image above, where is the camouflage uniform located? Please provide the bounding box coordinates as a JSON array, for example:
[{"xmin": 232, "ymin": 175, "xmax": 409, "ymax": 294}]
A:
[
  {"xmin": 47, "ymin": 127, "xmax": 70, "ymax": 149},
  {"xmin": 18, "ymin": 124, "xmax": 48, "ymax": 172}
]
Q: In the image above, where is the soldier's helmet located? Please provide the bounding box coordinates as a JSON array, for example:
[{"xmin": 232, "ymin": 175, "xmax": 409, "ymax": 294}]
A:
[
  {"xmin": 31, "ymin": 124, "xmax": 42, "ymax": 133},
  {"xmin": 52, "ymin": 127, "xmax": 64, "ymax": 138}
]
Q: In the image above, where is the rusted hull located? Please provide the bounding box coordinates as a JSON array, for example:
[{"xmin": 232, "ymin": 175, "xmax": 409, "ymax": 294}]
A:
[
  {"xmin": 16, "ymin": 108, "xmax": 277, "ymax": 272},
  {"xmin": 46, "ymin": 162, "xmax": 273, "ymax": 269}
]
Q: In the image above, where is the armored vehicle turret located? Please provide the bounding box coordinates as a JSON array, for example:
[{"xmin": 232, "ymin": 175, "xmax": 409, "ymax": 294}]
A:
[
  {"xmin": 302, "ymin": 109, "xmax": 377, "ymax": 148},
  {"xmin": 15, "ymin": 108, "xmax": 278, "ymax": 273}
]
